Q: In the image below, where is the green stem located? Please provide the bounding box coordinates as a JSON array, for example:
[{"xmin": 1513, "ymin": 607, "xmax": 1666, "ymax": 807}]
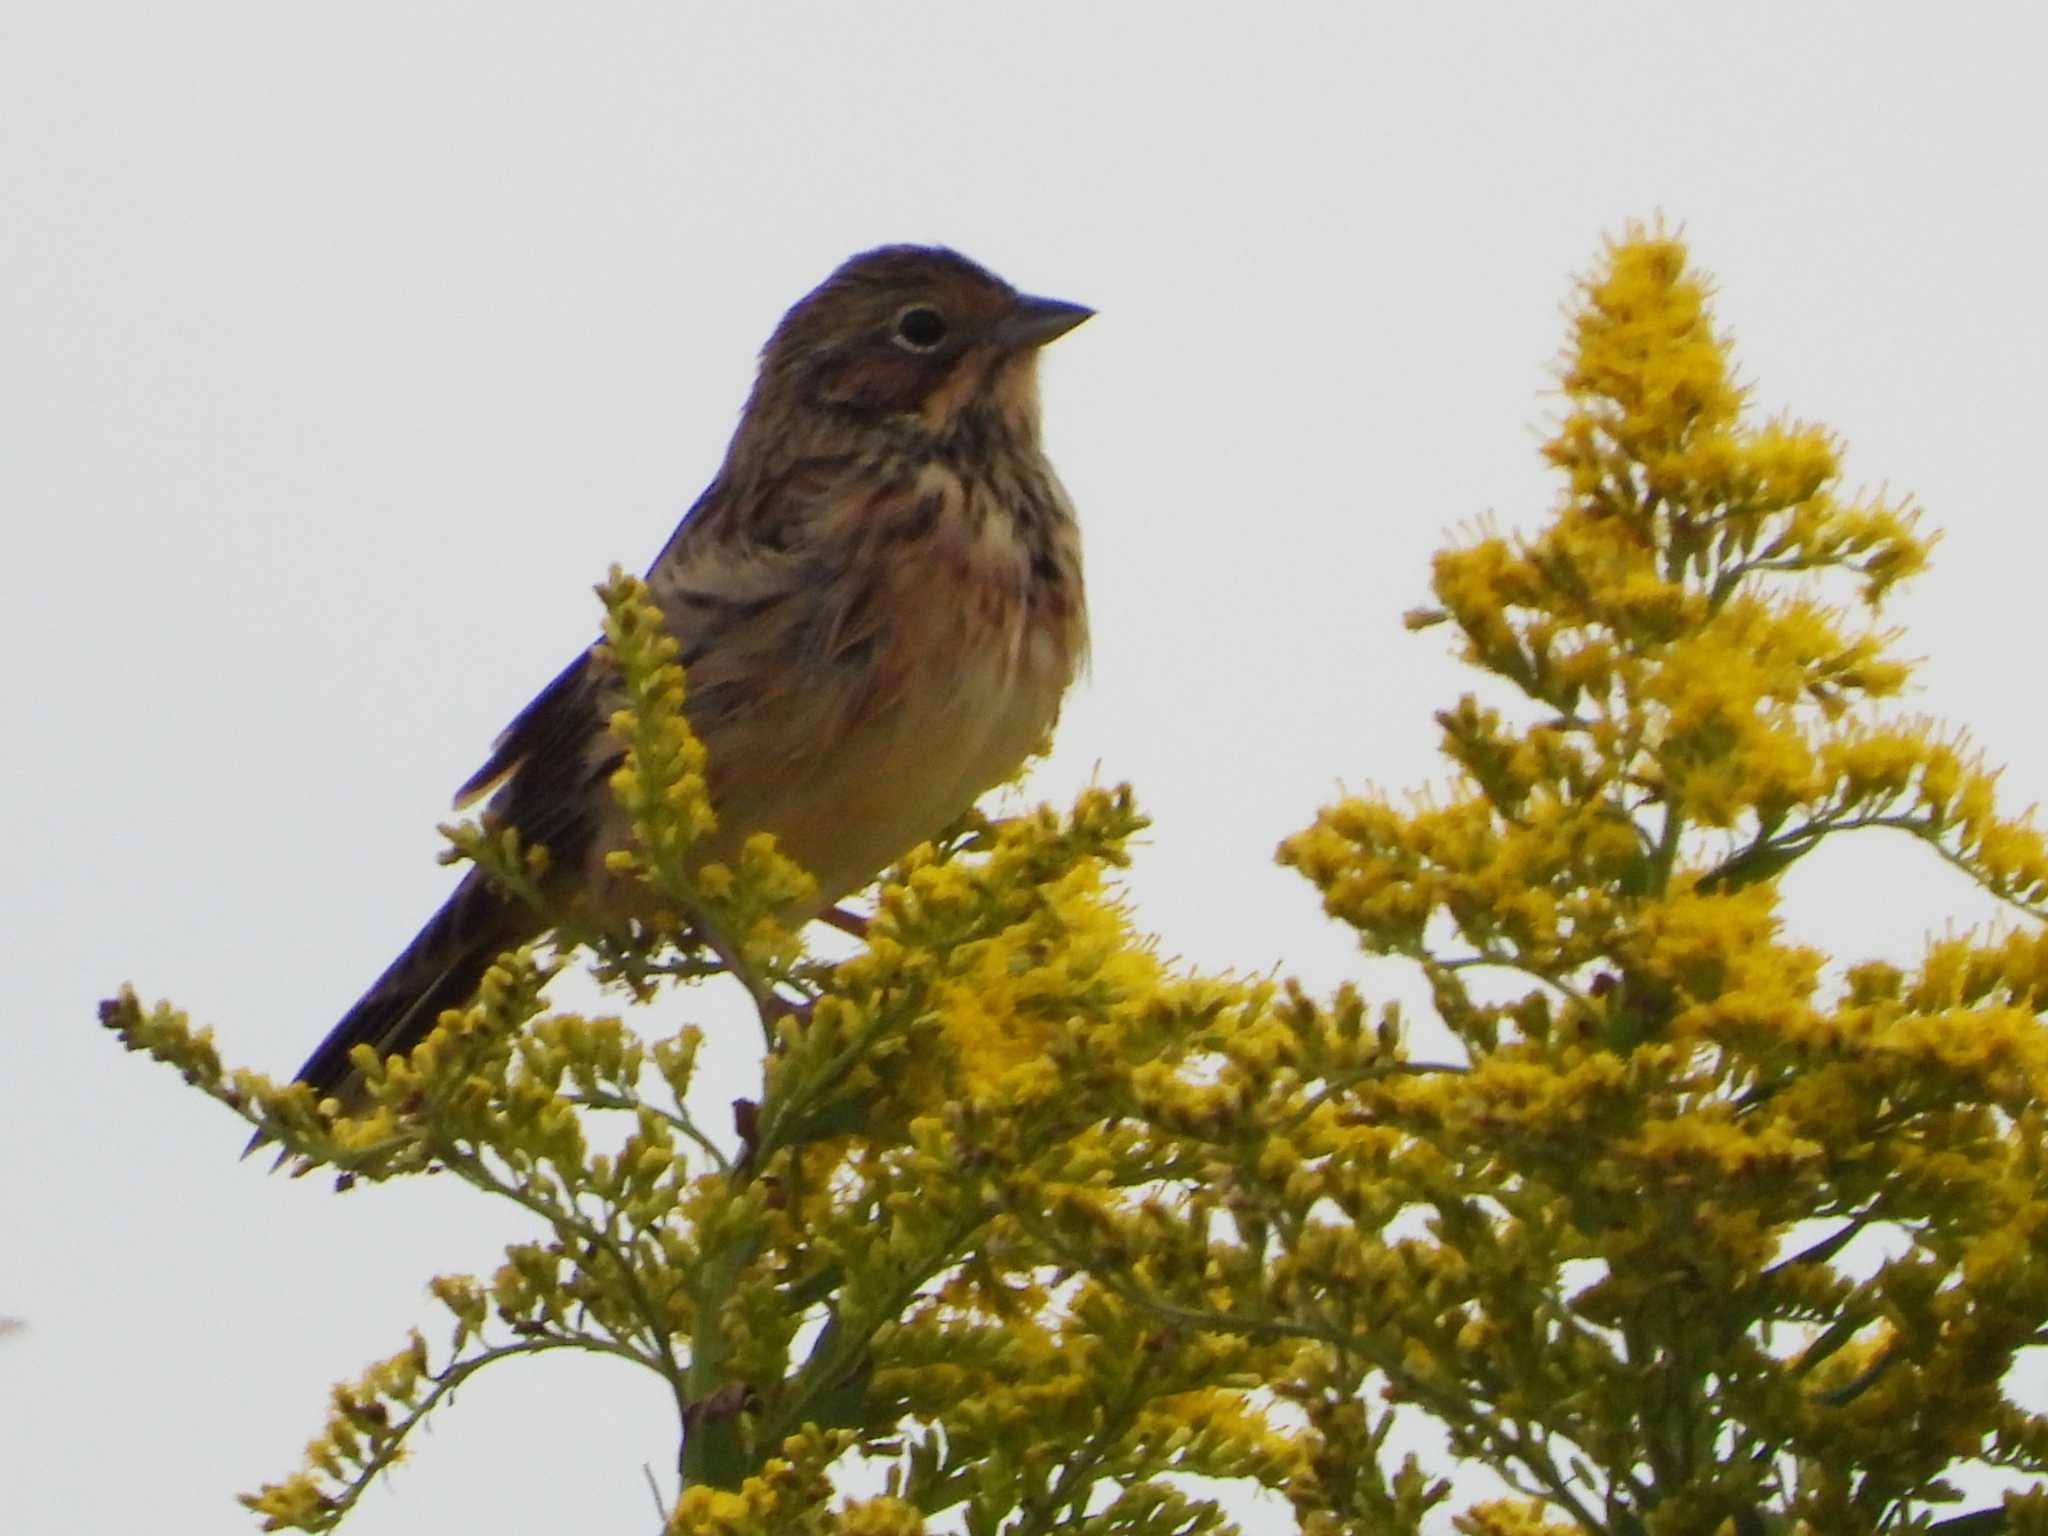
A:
[{"xmin": 680, "ymin": 1219, "xmax": 763, "ymax": 1488}]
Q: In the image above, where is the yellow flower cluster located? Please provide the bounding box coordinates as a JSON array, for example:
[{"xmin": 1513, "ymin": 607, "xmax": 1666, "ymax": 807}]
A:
[{"xmin": 1261, "ymin": 230, "xmax": 2048, "ymax": 1527}]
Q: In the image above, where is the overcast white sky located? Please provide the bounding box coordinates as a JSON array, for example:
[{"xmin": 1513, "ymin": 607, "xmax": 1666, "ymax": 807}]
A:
[{"xmin": 8, "ymin": 4, "xmax": 2048, "ymax": 1532}]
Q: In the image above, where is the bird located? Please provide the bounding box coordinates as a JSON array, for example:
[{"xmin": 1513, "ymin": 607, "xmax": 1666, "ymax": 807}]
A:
[{"xmin": 274, "ymin": 244, "xmax": 1092, "ymax": 1117}]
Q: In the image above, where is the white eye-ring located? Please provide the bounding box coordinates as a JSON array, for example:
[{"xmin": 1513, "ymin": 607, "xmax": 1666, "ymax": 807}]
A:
[{"xmin": 891, "ymin": 304, "xmax": 949, "ymax": 353}]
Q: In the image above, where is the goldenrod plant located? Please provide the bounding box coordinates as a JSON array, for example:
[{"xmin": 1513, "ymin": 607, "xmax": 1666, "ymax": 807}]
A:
[{"xmin": 104, "ymin": 231, "xmax": 2048, "ymax": 1534}]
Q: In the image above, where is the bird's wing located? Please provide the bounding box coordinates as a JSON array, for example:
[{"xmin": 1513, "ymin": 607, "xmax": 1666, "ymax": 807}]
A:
[
  {"xmin": 641, "ymin": 459, "xmax": 916, "ymax": 780},
  {"xmin": 446, "ymin": 469, "xmax": 762, "ymax": 822},
  {"xmin": 447, "ymin": 459, "xmax": 862, "ymax": 841}
]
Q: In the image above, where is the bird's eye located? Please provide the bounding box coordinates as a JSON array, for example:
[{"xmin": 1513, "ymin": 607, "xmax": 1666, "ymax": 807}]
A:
[{"xmin": 891, "ymin": 305, "xmax": 949, "ymax": 352}]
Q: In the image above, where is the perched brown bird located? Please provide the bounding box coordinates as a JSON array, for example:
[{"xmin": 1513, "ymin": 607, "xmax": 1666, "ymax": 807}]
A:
[{"xmin": 281, "ymin": 245, "xmax": 1091, "ymax": 1106}]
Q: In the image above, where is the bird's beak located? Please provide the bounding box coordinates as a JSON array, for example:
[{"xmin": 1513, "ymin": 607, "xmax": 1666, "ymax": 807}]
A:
[{"xmin": 996, "ymin": 293, "xmax": 1094, "ymax": 351}]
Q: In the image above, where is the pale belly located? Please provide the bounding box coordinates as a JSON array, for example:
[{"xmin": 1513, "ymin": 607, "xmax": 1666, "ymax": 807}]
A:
[{"xmin": 724, "ymin": 628, "xmax": 1073, "ymax": 911}]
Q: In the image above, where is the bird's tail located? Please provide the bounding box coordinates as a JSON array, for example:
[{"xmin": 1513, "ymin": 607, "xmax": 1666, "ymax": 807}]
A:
[{"xmin": 245, "ymin": 871, "xmax": 536, "ymax": 1157}]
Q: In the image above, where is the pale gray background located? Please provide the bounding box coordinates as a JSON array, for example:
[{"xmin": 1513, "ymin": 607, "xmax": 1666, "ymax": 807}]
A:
[{"xmin": 7, "ymin": 4, "xmax": 2047, "ymax": 1531}]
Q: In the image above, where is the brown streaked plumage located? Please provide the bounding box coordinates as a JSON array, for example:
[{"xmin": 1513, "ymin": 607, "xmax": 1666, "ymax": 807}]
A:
[{"xmin": 276, "ymin": 246, "xmax": 1091, "ymax": 1112}]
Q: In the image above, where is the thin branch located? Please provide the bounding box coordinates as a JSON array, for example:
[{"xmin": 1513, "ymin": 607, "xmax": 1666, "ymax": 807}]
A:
[
  {"xmin": 558, "ymin": 1090, "xmax": 731, "ymax": 1174},
  {"xmin": 306, "ymin": 1337, "xmax": 592, "ymax": 1527}
]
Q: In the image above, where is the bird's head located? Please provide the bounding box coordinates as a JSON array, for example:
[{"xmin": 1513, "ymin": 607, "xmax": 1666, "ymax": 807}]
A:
[{"xmin": 741, "ymin": 245, "xmax": 1091, "ymax": 452}]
